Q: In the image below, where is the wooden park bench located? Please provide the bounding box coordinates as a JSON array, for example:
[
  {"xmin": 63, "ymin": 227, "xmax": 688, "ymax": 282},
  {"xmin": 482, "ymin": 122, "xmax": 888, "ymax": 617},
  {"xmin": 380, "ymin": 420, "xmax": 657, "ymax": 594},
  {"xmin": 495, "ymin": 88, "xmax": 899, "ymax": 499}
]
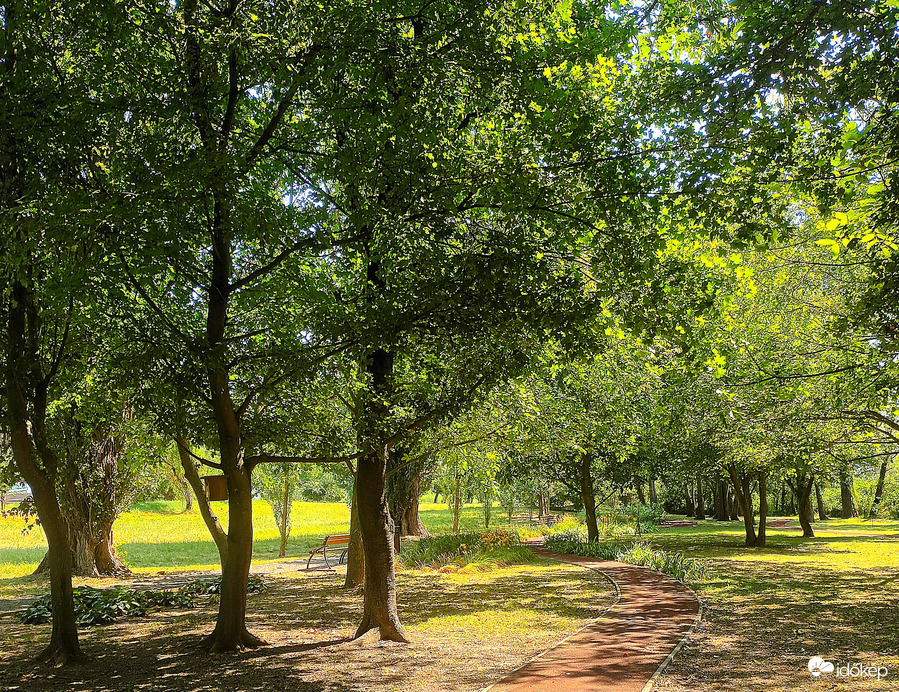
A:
[
  {"xmin": 306, "ymin": 534, "xmax": 351, "ymax": 571},
  {"xmin": 537, "ymin": 513, "xmax": 561, "ymax": 527}
]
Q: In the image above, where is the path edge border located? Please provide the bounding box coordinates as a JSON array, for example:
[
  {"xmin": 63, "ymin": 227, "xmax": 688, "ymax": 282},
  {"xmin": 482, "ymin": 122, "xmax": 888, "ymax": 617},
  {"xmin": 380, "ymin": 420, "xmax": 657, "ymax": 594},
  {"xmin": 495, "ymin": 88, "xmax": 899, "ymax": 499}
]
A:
[
  {"xmin": 480, "ymin": 551, "xmax": 622, "ymax": 692},
  {"xmin": 639, "ymin": 581, "xmax": 704, "ymax": 692}
]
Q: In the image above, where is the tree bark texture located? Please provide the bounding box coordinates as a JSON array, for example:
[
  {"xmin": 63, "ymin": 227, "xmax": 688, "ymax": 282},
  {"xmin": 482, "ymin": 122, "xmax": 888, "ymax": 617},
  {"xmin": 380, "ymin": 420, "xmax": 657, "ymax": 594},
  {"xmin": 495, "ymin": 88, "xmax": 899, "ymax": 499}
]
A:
[
  {"xmin": 344, "ymin": 478, "xmax": 365, "ymax": 588},
  {"xmin": 839, "ymin": 469, "xmax": 857, "ymax": 518},
  {"xmin": 354, "ymin": 348, "xmax": 408, "ymax": 642},
  {"xmin": 727, "ymin": 465, "xmax": 756, "ymax": 546},
  {"xmin": 5, "ymin": 286, "xmax": 82, "ymax": 663},
  {"xmin": 684, "ymin": 484, "xmax": 695, "ymax": 517},
  {"xmin": 634, "ymin": 479, "xmax": 646, "ymax": 505},
  {"xmin": 756, "ymin": 470, "xmax": 768, "ymax": 547},
  {"xmin": 790, "ymin": 474, "xmax": 815, "ymax": 538},
  {"xmin": 814, "ymin": 482, "xmax": 828, "ymax": 521},
  {"xmin": 695, "ymin": 474, "xmax": 705, "ymax": 520},
  {"xmin": 581, "ymin": 454, "xmax": 599, "ymax": 542},
  {"xmin": 386, "ymin": 448, "xmax": 429, "ymax": 538},
  {"xmin": 648, "ymin": 477, "xmax": 658, "ymax": 505},
  {"xmin": 870, "ymin": 459, "xmax": 889, "ymax": 517}
]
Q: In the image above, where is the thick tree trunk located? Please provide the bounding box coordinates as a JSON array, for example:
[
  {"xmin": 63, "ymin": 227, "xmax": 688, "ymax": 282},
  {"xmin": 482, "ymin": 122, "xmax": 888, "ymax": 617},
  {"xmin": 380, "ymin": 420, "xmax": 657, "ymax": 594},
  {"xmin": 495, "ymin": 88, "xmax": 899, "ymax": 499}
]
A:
[
  {"xmin": 714, "ymin": 477, "xmax": 728, "ymax": 520},
  {"xmin": 93, "ymin": 515, "xmax": 128, "ymax": 576},
  {"xmin": 839, "ymin": 469, "xmax": 857, "ymax": 518},
  {"xmin": 345, "ymin": 478, "xmax": 365, "ymax": 588},
  {"xmin": 814, "ymin": 482, "xmax": 828, "ymax": 521},
  {"xmin": 728, "ymin": 489, "xmax": 739, "ymax": 520},
  {"xmin": 756, "ymin": 470, "xmax": 767, "ymax": 547},
  {"xmin": 581, "ymin": 454, "xmax": 599, "ymax": 542},
  {"xmin": 386, "ymin": 449, "xmax": 429, "ymax": 538},
  {"xmin": 648, "ymin": 477, "xmax": 658, "ymax": 505},
  {"xmin": 791, "ymin": 474, "xmax": 815, "ymax": 538},
  {"xmin": 870, "ymin": 459, "xmax": 888, "ymax": 517},
  {"xmin": 205, "ymin": 464, "xmax": 263, "ymax": 652},
  {"xmin": 355, "ymin": 444, "xmax": 407, "ymax": 641},
  {"xmin": 354, "ymin": 348, "xmax": 408, "ymax": 643},
  {"xmin": 727, "ymin": 465, "xmax": 756, "ymax": 546},
  {"xmin": 695, "ymin": 474, "xmax": 705, "ymax": 520}
]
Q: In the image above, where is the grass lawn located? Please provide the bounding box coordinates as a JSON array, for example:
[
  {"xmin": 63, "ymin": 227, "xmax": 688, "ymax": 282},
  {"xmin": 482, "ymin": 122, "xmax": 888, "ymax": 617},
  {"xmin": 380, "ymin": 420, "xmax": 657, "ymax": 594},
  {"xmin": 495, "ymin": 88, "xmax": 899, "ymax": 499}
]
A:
[
  {"xmin": 650, "ymin": 518, "xmax": 899, "ymax": 692},
  {"xmin": 0, "ymin": 499, "xmax": 509, "ymax": 599}
]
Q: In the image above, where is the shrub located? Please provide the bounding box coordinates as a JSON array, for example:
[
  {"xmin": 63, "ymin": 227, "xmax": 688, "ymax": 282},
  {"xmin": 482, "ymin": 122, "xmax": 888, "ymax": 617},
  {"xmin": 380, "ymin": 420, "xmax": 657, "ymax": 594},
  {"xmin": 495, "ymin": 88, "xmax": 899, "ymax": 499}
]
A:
[
  {"xmin": 543, "ymin": 534, "xmax": 705, "ymax": 584},
  {"xmin": 398, "ymin": 531, "xmax": 536, "ymax": 571},
  {"xmin": 619, "ymin": 503, "xmax": 665, "ymax": 533},
  {"xmin": 20, "ymin": 575, "xmax": 265, "ymax": 626}
]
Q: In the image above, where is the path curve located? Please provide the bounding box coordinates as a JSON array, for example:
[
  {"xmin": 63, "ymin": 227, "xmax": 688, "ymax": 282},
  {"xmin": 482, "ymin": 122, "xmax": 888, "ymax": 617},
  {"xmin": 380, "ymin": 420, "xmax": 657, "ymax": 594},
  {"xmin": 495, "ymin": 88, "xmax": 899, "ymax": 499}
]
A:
[{"xmin": 484, "ymin": 546, "xmax": 701, "ymax": 692}]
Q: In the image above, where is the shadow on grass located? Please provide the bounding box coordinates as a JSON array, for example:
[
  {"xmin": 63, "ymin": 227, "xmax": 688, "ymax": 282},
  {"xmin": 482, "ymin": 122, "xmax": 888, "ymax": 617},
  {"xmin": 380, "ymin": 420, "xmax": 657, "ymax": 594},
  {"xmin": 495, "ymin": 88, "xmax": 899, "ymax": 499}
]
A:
[{"xmin": 0, "ymin": 565, "xmax": 612, "ymax": 692}]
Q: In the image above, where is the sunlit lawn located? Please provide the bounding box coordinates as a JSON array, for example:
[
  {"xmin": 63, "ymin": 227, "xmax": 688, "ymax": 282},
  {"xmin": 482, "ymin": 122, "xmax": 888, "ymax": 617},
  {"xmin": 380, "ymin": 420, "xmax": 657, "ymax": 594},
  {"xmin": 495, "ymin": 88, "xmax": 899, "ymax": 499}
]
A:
[
  {"xmin": 0, "ymin": 498, "xmax": 498, "ymax": 582},
  {"xmin": 648, "ymin": 517, "xmax": 899, "ymax": 692}
]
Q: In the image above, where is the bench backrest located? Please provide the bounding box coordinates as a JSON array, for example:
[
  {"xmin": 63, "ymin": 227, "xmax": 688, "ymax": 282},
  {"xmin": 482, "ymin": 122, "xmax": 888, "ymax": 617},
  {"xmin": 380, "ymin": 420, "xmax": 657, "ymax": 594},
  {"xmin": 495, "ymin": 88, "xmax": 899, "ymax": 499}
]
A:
[{"xmin": 324, "ymin": 534, "xmax": 351, "ymax": 545}]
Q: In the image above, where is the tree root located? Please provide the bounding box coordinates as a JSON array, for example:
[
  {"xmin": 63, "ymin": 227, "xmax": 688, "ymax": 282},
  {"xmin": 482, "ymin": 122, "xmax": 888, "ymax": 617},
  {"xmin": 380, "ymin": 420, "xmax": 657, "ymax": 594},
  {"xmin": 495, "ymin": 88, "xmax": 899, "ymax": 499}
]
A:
[
  {"xmin": 204, "ymin": 627, "xmax": 268, "ymax": 653},
  {"xmin": 34, "ymin": 641, "xmax": 84, "ymax": 666}
]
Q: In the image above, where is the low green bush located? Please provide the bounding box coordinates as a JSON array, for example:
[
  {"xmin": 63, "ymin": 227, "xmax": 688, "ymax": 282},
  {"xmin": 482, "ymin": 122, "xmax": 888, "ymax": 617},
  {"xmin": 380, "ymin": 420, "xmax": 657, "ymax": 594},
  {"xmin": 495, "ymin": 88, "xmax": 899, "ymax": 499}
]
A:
[
  {"xmin": 20, "ymin": 575, "xmax": 266, "ymax": 626},
  {"xmin": 543, "ymin": 534, "xmax": 705, "ymax": 584},
  {"xmin": 619, "ymin": 503, "xmax": 665, "ymax": 533},
  {"xmin": 398, "ymin": 530, "xmax": 538, "ymax": 571}
]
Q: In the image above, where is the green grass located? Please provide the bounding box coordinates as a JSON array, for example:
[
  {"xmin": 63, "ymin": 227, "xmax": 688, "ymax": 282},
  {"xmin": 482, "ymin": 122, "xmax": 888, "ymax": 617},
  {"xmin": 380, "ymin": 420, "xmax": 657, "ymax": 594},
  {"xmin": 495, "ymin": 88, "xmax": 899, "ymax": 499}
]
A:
[
  {"xmin": 0, "ymin": 498, "xmax": 507, "ymax": 580},
  {"xmin": 648, "ymin": 517, "xmax": 899, "ymax": 692}
]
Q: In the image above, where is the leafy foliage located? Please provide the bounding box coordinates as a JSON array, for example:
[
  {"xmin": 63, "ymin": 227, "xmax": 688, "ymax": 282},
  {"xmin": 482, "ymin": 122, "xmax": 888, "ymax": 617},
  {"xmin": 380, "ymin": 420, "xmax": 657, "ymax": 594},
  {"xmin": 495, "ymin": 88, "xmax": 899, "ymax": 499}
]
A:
[
  {"xmin": 20, "ymin": 576, "xmax": 266, "ymax": 627},
  {"xmin": 543, "ymin": 535, "xmax": 706, "ymax": 584}
]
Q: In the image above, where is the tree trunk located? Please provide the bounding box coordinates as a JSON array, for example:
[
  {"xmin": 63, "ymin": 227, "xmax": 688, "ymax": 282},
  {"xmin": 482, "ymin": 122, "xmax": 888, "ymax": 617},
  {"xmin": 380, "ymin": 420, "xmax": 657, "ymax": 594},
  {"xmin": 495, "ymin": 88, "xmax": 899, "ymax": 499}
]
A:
[
  {"xmin": 870, "ymin": 459, "xmax": 889, "ymax": 517},
  {"xmin": 386, "ymin": 448, "xmax": 429, "ymax": 538},
  {"xmin": 279, "ymin": 479, "xmax": 290, "ymax": 558},
  {"xmin": 5, "ymin": 292, "xmax": 82, "ymax": 663},
  {"xmin": 648, "ymin": 477, "xmax": 658, "ymax": 505},
  {"xmin": 714, "ymin": 477, "xmax": 727, "ymax": 520},
  {"xmin": 452, "ymin": 474, "xmax": 461, "ymax": 534},
  {"xmin": 727, "ymin": 465, "xmax": 756, "ymax": 546},
  {"xmin": 695, "ymin": 474, "xmax": 705, "ymax": 520},
  {"xmin": 353, "ymin": 348, "xmax": 408, "ymax": 643},
  {"xmin": 205, "ymin": 463, "xmax": 263, "ymax": 652},
  {"xmin": 581, "ymin": 453, "xmax": 599, "ymax": 542},
  {"xmin": 634, "ymin": 479, "xmax": 646, "ymax": 505},
  {"xmin": 344, "ymin": 477, "xmax": 365, "ymax": 588},
  {"xmin": 839, "ymin": 469, "xmax": 857, "ymax": 518},
  {"xmin": 355, "ymin": 442, "xmax": 407, "ymax": 641},
  {"xmin": 790, "ymin": 474, "xmax": 815, "ymax": 538},
  {"xmin": 814, "ymin": 482, "xmax": 828, "ymax": 521},
  {"xmin": 483, "ymin": 485, "xmax": 492, "ymax": 529},
  {"xmin": 756, "ymin": 470, "xmax": 767, "ymax": 547},
  {"xmin": 93, "ymin": 515, "xmax": 128, "ymax": 576},
  {"xmin": 684, "ymin": 484, "xmax": 695, "ymax": 517},
  {"xmin": 172, "ymin": 465, "xmax": 193, "ymax": 513},
  {"xmin": 176, "ymin": 438, "xmax": 228, "ymax": 567}
]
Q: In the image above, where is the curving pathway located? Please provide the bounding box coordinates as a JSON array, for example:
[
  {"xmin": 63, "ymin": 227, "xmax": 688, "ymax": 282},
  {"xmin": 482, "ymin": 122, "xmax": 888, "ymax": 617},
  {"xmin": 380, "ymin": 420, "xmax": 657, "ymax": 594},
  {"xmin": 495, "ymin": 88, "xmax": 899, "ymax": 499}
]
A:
[{"xmin": 484, "ymin": 546, "xmax": 701, "ymax": 692}]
